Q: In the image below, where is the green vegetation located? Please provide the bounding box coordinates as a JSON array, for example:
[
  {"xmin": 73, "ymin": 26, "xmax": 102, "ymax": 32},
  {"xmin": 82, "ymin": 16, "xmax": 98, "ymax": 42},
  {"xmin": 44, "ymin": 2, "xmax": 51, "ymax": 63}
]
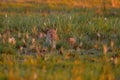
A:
[{"xmin": 0, "ymin": 1, "xmax": 120, "ymax": 80}]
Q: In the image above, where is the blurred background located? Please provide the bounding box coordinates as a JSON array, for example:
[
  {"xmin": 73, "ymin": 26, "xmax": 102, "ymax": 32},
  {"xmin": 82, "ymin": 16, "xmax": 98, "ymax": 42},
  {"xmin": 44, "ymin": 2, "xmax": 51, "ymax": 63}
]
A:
[{"xmin": 0, "ymin": 0, "xmax": 120, "ymax": 8}]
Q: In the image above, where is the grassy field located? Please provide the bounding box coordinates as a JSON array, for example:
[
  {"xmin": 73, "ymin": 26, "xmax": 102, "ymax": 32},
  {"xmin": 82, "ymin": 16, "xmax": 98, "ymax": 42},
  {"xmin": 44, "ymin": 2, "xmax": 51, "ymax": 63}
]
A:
[{"xmin": 0, "ymin": 1, "xmax": 120, "ymax": 80}]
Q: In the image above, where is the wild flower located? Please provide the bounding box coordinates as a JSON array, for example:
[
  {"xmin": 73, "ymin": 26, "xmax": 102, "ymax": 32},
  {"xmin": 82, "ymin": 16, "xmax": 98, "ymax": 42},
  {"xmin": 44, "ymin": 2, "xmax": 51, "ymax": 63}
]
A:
[
  {"xmin": 97, "ymin": 32, "xmax": 101, "ymax": 39},
  {"xmin": 19, "ymin": 46, "xmax": 23, "ymax": 51},
  {"xmin": 103, "ymin": 44, "xmax": 107, "ymax": 55},
  {"xmin": 68, "ymin": 37, "xmax": 76, "ymax": 46},
  {"xmin": 39, "ymin": 32, "xmax": 46, "ymax": 39},
  {"xmin": 32, "ymin": 38, "xmax": 36, "ymax": 44},
  {"xmin": 110, "ymin": 40, "xmax": 114, "ymax": 48},
  {"xmin": 22, "ymin": 38, "xmax": 27, "ymax": 46},
  {"xmin": 26, "ymin": 32, "xmax": 29, "ymax": 39},
  {"xmin": 8, "ymin": 37, "xmax": 16, "ymax": 45},
  {"xmin": 104, "ymin": 17, "xmax": 107, "ymax": 21},
  {"xmin": 44, "ymin": 22, "xmax": 47, "ymax": 26}
]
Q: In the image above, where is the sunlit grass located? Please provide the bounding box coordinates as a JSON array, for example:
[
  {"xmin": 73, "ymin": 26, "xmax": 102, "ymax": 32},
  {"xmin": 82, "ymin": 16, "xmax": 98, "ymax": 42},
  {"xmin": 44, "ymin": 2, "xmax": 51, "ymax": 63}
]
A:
[
  {"xmin": 0, "ymin": 52, "xmax": 120, "ymax": 80},
  {"xmin": 0, "ymin": 1, "xmax": 120, "ymax": 80}
]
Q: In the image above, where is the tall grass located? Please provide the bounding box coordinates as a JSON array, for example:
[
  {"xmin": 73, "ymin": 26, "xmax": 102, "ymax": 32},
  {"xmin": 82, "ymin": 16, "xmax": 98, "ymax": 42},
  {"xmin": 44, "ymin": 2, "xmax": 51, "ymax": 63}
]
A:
[{"xmin": 0, "ymin": 1, "xmax": 120, "ymax": 80}]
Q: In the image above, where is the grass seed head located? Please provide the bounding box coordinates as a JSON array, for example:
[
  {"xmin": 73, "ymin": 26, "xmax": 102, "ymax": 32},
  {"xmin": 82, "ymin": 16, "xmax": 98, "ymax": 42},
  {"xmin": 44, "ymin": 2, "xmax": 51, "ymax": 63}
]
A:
[
  {"xmin": 5, "ymin": 14, "xmax": 7, "ymax": 18},
  {"xmin": 19, "ymin": 46, "xmax": 23, "ymax": 51},
  {"xmin": 68, "ymin": 37, "xmax": 76, "ymax": 45},
  {"xmin": 103, "ymin": 44, "xmax": 107, "ymax": 55},
  {"xmin": 32, "ymin": 38, "xmax": 36, "ymax": 44},
  {"xmin": 39, "ymin": 32, "xmax": 46, "ymax": 39},
  {"xmin": 8, "ymin": 37, "xmax": 16, "ymax": 45},
  {"xmin": 26, "ymin": 32, "xmax": 29, "ymax": 39},
  {"xmin": 110, "ymin": 40, "xmax": 114, "ymax": 48},
  {"xmin": 22, "ymin": 38, "xmax": 26, "ymax": 44},
  {"xmin": 97, "ymin": 32, "xmax": 101, "ymax": 38}
]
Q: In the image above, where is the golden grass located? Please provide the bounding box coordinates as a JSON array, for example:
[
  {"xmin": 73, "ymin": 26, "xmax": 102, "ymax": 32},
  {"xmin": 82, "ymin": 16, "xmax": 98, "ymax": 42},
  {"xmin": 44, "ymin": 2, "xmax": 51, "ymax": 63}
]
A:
[{"xmin": 0, "ymin": 0, "xmax": 120, "ymax": 8}]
